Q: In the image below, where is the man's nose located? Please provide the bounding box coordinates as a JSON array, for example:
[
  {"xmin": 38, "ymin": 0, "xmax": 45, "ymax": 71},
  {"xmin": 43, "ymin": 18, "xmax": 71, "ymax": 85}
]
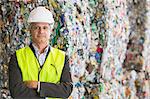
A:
[{"xmin": 38, "ymin": 27, "xmax": 45, "ymax": 33}]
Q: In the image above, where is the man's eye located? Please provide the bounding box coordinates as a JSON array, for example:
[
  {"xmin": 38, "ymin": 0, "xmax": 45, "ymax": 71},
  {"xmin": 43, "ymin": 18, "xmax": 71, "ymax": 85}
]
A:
[
  {"xmin": 43, "ymin": 26, "xmax": 48, "ymax": 30},
  {"xmin": 32, "ymin": 26, "xmax": 39, "ymax": 30},
  {"xmin": 35, "ymin": 27, "xmax": 39, "ymax": 29}
]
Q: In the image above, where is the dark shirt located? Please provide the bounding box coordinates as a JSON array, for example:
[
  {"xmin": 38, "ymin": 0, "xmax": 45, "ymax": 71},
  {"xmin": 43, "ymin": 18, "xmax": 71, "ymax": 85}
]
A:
[{"xmin": 8, "ymin": 45, "xmax": 73, "ymax": 99}]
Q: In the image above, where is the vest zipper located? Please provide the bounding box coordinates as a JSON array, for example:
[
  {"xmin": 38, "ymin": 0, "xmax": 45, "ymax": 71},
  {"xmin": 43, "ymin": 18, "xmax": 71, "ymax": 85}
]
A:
[{"xmin": 38, "ymin": 68, "xmax": 41, "ymax": 81}]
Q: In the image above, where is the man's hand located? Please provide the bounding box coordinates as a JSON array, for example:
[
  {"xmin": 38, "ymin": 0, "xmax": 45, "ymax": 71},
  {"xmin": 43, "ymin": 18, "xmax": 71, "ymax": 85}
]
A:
[{"xmin": 24, "ymin": 81, "xmax": 38, "ymax": 89}]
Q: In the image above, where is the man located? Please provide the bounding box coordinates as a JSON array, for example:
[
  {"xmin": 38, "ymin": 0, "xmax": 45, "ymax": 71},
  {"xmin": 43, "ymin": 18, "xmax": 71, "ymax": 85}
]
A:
[{"xmin": 9, "ymin": 6, "xmax": 73, "ymax": 99}]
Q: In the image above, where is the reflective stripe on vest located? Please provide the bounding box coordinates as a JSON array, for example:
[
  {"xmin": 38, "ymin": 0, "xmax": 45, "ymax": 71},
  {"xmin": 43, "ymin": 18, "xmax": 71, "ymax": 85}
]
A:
[{"xmin": 16, "ymin": 46, "xmax": 65, "ymax": 99}]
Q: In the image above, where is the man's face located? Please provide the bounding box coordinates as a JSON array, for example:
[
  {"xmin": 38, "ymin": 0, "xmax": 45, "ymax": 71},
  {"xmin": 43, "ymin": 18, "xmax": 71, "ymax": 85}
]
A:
[{"xmin": 30, "ymin": 22, "xmax": 52, "ymax": 44}]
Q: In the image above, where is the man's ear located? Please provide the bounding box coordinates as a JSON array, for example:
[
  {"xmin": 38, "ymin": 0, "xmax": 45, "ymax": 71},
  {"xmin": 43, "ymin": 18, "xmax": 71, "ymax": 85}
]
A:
[{"xmin": 27, "ymin": 24, "xmax": 32, "ymax": 31}]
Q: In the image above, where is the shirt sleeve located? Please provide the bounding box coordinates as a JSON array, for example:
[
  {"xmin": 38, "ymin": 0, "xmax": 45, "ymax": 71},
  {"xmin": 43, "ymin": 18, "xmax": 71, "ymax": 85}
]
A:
[
  {"xmin": 39, "ymin": 55, "xmax": 73, "ymax": 98},
  {"xmin": 8, "ymin": 53, "xmax": 42, "ymax": 99}
]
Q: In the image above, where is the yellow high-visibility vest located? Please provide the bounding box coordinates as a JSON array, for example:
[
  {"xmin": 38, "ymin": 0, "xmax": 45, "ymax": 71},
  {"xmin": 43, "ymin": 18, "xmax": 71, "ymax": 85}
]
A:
[{"xmin": 16, "ymin": 46, "xmax": 65, "ymax": 99}]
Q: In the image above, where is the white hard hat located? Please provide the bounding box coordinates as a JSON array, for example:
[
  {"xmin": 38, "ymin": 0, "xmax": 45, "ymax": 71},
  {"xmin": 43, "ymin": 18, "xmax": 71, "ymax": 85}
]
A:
[{"xmin": 28, "ymin": 6, "xmax": 54, "ymax": 24}]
